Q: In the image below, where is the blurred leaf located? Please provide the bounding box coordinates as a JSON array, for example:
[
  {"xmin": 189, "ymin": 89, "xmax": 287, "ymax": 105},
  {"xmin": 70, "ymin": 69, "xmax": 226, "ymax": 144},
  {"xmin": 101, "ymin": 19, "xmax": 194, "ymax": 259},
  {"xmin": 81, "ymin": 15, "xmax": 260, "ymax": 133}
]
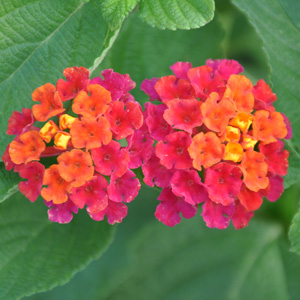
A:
[
  {"xmin": 0, "ymin": 0, "xmax": 120, "ymax": 156},
  {"xmin": 289, "ymin": 208, "xmax": 300, "ymax": 256},
  {"xmin": 99, "ymin": 219, "xmax": 300, "ymax": 300},
  {"xmin": 138, "ymin": 0, "xmax": 215, "ymax": 30},
  {"xmin": 0, "ymin": 193, "xmax": 115, "ymax": 300},
  {"xmin": 278, "ymin": 0, "xmax": 300, "ymax": 31},
  {"xmin": 231, "ymin": 0, "xmax": 300, "ymax": 189},
  {"xmin": 100, "ymin": 0, "xmax": 139, "ymax": 29},
  {"xmin": 0, "ymin": 163, "xmax": 19, "ymax": 203},
  {"xmin": 100, "ymin": 11, "xmax": 225, "ymax": 102}
]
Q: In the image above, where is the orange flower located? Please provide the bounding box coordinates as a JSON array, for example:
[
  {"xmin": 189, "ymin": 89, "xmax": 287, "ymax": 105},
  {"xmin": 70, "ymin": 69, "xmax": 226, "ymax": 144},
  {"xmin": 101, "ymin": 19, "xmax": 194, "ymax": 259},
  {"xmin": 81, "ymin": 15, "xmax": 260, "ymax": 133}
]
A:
[
  {"xmin": 252, "ymin": 110, "xmax": 287, "ymax": 144},
  {"xmin": 229, "ymin": 112, "xmax": 253, "ymax": 133},
  {"xmin": 224, "ymin": 75, "xmax": 254, "ymax": 113},
  {"xmin": 57, "ymin": 149, "xmax": 94, "ymax": 187},
  {"xmin": 201, "ymin": 92, "xmax": 236, "ymax": 134},
  {"xmin": 241, "ymin": 150, "xmax": 269, "ymax": 192},
  {"xmin": 223, "ymin": 142, "xmax": 243, "ymax": 163},
  {"xmin": 39, "ymin": 120, "xmax": 59, "ymax": 143},
  {"xmin": 32, "ymin": 83, "xmax": 65, "ymax": 121},
  {"xmin": 70, "ymin": 117, "xmax": 112, "ymax": 150},
  {"xmin": 72, "ymin": 84, "xmax": 111, "ymax": 118},
  {"xmin": 9, "ymin": 130, "xmax": 45, "ymax": 164},
  {"xmin": 41, "ymin": 165, "xmax": 72, "ymax": 204},
  {"xmin": 188, "ymin": 132, "xmax": 224, "ymax": 171}
]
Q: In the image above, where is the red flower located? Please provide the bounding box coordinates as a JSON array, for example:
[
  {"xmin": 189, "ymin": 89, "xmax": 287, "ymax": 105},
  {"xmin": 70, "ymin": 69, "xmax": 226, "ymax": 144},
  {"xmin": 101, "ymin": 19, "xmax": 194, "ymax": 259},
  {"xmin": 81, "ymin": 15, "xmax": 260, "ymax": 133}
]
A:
[{"xmin": 56, "ymin": 66, "xmax": 89, "ymax": 101}]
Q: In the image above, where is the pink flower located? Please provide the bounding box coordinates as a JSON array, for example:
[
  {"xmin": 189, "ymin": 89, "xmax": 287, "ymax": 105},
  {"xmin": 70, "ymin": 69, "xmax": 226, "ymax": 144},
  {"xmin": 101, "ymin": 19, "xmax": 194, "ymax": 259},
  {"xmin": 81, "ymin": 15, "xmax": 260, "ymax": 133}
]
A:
[
  {"xmin": 187, "ymin": 65, "xmax": 225, "ymax": 101},
  {"xmin": 202, "ymin": 199, "xmax": 235, "ymax": 229},
  {"xmin": 145, "ymin": 103, "xmax": 173, "ymax": 141},
  {"xmin": 18, "ymin": 162, "xmax": 45, "ymax": 202},
  {"xmin": 205, "ymin": 162, "xmax": 243, "ymax": 206},
  {"xmin": 170, "ymin": 170, "xmax": 208, "ymax": 205},
  {"xmin": 140, "ymin": 78, "xmax": 160, "ymax": 101},
  {"xmin": 7, "ymin": 108, "xmax": 35, "ymax": 136},
  {"xmin": 70, "ymin": 174, "xmax": 108, "ymax": 214},
  {"xmin": 46, "ymin": 199, "xmax": 79, "ymax": 224},
  {"xmin": 156, "ymin": 131, "xmax": 193, "ymax": 169},
  {"xmin": 231, "ymin": 200, "xmax": 254, "ymax": 229},
  {"xmin": 90, "ymin": 69, "xmax": 135, "ymax": 102},
  {"xmin": 252, "ymin": 79, "xmax": 277, "ymax": 112},
  {"xmin": 89, "ymin": 200, "xmax": 128, "ymax": 225},
  {"xmin": 108, "ymin": 169, "xmax": 140, "ymax": 203},
  {"xmin": 126, "ymin": 123, "xmax": 154, "ymax": 169},
  {"xmin": 206, "ymin": 59, "xmax": 244, "ymax": 80},
  {"xmin": 163, "ymin": 98, "xmax": 203, "ymax": 133},
  {"xmin": 170, "ymin": 61, "xmax": 192, "ymax": 80},
  {"xmin": 142, "ymin": 151, "xmax": 175, "ymax": 188},
  {"xmin": 155, "ymin": 187, "xmax": 197, "ymax": 227},
  {"xmin": 259, "ymin": 140, "xmax": 289, "ymax": 176},
  {"xmin": 91, "ymin": 140, "xmax": 129, "ymax": 177},
  {"xmin": 105, "ymin": 101, "xmax": 143, "ymax": 140}
]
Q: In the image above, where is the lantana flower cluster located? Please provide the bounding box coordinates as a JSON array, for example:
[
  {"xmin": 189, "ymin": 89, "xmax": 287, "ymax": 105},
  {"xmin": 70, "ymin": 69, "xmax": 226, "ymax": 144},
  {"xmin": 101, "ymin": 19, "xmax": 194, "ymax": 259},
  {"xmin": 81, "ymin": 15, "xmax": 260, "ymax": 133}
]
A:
[
  {"xmin": 140, "ymin": 59, "xmax": 291, "ymax": 229},
  {"xmin": 3, "ymin": 67, "xmax": 143, "ymax": 224}
]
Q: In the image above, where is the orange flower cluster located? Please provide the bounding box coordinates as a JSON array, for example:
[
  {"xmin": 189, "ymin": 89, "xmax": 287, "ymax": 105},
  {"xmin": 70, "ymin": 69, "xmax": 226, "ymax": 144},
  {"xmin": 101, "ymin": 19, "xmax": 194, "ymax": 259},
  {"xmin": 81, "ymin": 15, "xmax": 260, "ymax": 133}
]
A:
[{"xmin": 3, "ymin": 67, "xmax": 142, "ymax": 224}]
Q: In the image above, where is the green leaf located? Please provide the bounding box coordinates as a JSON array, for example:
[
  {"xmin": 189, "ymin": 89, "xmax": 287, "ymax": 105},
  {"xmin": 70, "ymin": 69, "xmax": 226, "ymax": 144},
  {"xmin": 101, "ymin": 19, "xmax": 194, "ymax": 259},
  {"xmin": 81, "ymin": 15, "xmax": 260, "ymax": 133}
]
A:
[
  {"xmin": 138, "ymin": 0, "xmax": 215, "ymax": 30},
  {"xmin": 231, "ymin": 0, "xmax": 300, "ymax": 189},
  {"xmin": 0, "ymin": 192, "xmax": 115, "ymax": 300},
  {"xmin": 0, "ymin": 163, "xmax": 20, "ymax": 203},
  {"xmin": 100, "ymin": 0, "xmax": 139, "ymax": 29},
  {"xmin": 0, "ymin": 0, "xmax": 120, "ymax": 156},
  {"xmin": 100, "ymin": 11, "xmax": 225, "ymax": 101}
]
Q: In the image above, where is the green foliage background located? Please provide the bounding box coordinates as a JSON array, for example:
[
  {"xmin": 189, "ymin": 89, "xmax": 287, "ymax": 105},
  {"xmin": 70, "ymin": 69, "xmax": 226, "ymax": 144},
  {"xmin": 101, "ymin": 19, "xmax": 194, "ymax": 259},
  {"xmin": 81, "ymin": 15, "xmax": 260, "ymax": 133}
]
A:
[{"xmin": 0, "ymin": 0, "xmax": 299, "ymax": 299}]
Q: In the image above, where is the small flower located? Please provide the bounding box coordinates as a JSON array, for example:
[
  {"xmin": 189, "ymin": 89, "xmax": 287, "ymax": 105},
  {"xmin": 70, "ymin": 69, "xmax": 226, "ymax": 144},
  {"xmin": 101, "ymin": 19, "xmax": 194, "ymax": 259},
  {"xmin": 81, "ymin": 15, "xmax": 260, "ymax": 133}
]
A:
[
  {"xmin": 9, "ymin": 130, "xmax": 45, "ymax": 165},
  {"xmin": 155, "ymin": 187, "xmax": 198, "ymax": 227},
  {"xmin": 32, "ymin": 83, "xmax": 65, "ymax": 121},
  {"xmin": 57, "ymin": 149, "xmax": 94, "ymax": 187}
]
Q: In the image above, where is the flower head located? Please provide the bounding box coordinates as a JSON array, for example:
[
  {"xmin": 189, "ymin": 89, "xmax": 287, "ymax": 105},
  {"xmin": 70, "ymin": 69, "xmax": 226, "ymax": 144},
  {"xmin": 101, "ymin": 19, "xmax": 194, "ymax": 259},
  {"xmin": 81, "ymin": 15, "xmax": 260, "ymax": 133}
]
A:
[
  {"xmin": 4, "ymin": 67, "xmax": 142, "ymax": 225},
  {"xmin": 140, "ymin": 59, "xmax": 290, "ymax": 229}
]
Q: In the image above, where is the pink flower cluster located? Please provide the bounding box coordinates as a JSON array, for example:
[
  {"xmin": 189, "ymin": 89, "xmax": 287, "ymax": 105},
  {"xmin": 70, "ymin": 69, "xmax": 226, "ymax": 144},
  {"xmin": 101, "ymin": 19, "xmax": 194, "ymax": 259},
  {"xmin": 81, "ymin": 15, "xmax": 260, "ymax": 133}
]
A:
[{"xmin": 140, "ymin": 59, "xmax": 291, "ymax": 229}]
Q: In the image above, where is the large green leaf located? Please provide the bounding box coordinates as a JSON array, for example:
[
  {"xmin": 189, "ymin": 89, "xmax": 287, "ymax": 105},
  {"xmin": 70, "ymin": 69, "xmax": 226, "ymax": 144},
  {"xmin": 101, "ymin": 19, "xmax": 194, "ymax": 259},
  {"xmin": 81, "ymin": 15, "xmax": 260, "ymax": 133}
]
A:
[
  {"xmin": 138, "ymin": 0, "xmax": 215, "ymax": 30},
  {"xmin": 0, "ymin": 0, "xmax": 119, "ymax": 156},
  {"xmin": 100, "ymin": 11, "xmax": 225, "ymax": 102},
  {"xmin": 100, "ymin": 0, "xmax": 139, "ymax": 29},
  {"xmin": 231, "ymin": 0, "xmax": 300, "ymax": 189},
  {"xmin": 0, "ymin": 193, "xmax": 115, "ymax": 300}
]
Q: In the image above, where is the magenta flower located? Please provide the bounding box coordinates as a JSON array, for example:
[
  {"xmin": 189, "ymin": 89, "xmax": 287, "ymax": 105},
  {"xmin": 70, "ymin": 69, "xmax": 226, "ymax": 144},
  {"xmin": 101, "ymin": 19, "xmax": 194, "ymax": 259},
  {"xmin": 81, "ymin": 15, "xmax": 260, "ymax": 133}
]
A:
[{"xmin": 155, "ymin": 187, "xmax": 197, "ymax": 227}]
